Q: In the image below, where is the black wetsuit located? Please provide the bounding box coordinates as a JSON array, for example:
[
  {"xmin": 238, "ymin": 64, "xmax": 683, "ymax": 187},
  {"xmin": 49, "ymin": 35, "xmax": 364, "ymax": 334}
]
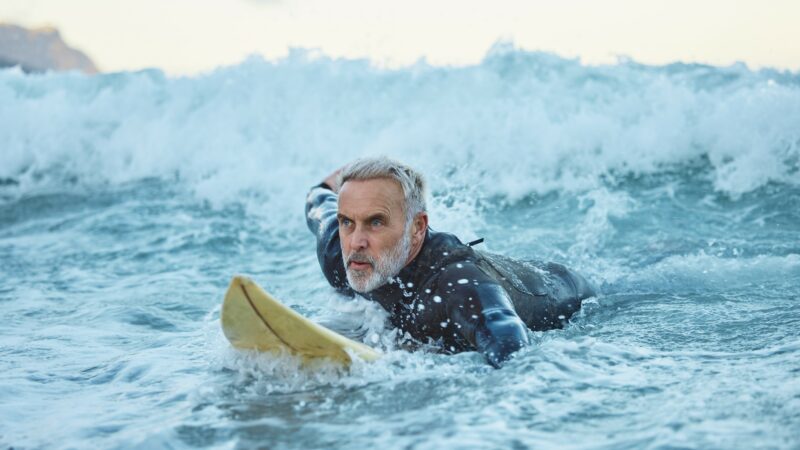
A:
[{"xmin": 305, "ymin": 184, "xmax": 597, "ymax": 367}]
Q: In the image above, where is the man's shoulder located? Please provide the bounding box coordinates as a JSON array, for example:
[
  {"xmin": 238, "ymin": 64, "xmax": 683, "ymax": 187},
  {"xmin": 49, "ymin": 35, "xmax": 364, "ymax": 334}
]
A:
[
  {"xmin": 426, "ymin": 229, "xmax": 462, "ymax": 246},
  {"xmin": 411, "ymin": 229, "xmax": 480, "ymax": 285}
]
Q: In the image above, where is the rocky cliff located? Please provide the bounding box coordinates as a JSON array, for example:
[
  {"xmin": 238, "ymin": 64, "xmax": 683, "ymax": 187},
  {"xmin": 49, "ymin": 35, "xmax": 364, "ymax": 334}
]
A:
[{"xmin": 0, "ymin": 23, "xmax": 98, "ymax": 73}]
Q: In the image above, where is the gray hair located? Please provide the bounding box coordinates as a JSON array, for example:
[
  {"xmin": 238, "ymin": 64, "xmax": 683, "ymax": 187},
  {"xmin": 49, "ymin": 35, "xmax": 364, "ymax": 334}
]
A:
[{"xmin": 338, "ymin": 156, "xmax": 427, "ymax": 222}]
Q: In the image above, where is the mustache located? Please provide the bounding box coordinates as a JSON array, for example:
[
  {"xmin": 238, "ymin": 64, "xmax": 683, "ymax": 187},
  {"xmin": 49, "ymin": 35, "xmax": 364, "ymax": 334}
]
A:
[{"xmin": 346, "ymin": 252, "xmax": 375, "ymax": 266}]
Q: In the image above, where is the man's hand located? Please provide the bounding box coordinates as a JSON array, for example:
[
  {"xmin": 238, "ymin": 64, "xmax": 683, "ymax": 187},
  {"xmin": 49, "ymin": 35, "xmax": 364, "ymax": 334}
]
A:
[
  {"xmin": 322, "ymin": 168, "xmax": 343, "ymax": 193},
  {"xmin": 475, "ymin": 308, "xmax": 529, "ymax": 368}
]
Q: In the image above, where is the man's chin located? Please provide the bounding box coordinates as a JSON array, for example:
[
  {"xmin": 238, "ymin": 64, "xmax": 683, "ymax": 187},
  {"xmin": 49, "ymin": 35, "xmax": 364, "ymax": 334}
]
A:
[
  {"xmin": 350, "ymin": 284, "xmax": 373, "ymax": 294},
  {"xmin": 346, "ymin": 270, "xmax": 385, "ymax": 293}
]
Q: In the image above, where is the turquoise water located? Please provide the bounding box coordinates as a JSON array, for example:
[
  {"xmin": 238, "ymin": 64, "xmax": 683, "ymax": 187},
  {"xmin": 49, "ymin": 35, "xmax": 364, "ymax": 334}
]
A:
[{"xmin": 1, "ymin": 47, "xmax": 799, "ymax": 449}]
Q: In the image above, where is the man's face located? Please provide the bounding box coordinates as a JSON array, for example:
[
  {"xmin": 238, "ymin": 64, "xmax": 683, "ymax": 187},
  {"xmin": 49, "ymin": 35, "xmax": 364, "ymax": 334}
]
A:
[{"xmin": 337, "ymin": 178, "xmax": 411, "ymax": 293}]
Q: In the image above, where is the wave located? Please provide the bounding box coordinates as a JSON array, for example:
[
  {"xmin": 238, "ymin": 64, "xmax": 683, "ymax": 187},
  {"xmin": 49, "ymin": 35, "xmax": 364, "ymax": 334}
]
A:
[
  {"xmin": 2, "ymin": 44, "xmax": 799, "ymax": 207},
  {"xmin": 601, "ymin": 252, "xmax": 800, "ymax": 293}
]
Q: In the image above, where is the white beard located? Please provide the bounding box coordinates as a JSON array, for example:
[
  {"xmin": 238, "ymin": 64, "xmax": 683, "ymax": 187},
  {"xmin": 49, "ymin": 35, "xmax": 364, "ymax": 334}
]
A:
[{"xmin": 344, "ymin": 228, "xmax": 411, "ymax": 293}]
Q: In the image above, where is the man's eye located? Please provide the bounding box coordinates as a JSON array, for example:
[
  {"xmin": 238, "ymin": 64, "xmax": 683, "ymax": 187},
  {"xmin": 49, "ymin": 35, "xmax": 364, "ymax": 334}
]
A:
[
  {"xmin": 371, "ymin": 218, "xmax": 383, "ymax": 227},
  {"xmin": 340, "ymin": 218, "xmax": 352, "ymax": 227}
]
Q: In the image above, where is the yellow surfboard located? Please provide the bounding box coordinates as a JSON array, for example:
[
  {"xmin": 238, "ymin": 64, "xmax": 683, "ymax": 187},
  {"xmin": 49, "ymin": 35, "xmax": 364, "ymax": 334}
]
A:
[{"xmin": 220, "ymin": 275, "xmax": 381, "ymax": 365}]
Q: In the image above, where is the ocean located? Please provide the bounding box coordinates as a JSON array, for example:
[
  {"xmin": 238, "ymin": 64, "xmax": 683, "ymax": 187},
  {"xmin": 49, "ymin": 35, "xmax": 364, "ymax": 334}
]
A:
[{"xmin": 1, "ymin": 45, "xmax": 799, "ymax": 449}]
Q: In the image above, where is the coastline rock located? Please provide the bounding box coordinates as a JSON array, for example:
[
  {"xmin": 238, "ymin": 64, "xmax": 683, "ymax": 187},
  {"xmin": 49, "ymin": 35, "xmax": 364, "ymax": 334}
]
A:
[{"xmin": 0, "ymin": 23, "xmax": 98, "ymax": 73}]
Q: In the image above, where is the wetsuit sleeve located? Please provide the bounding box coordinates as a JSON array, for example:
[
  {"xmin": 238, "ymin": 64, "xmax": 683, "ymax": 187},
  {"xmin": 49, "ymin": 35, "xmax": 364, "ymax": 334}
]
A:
[
  {"xmin": 441, "ymin": 263, "xmax": 530, "ymax": 368},
  {"xmin": 305, "ymin": 184, "xmax": 353, "ymax": 295}
]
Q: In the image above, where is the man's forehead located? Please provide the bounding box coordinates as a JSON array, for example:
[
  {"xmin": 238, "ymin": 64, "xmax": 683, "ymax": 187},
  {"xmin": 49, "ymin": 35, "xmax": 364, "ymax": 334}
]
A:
[{"xmin": 338, "ymin": 178, "xmax": 404, "ymax": 212}]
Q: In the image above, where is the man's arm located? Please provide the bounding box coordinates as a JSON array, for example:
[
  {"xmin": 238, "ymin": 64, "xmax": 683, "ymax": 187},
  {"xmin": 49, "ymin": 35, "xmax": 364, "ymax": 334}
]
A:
[
  {"xmin": 305, "ymin": 182, "xmax": 352, "ymax": 295},
  {"xmin": 442, "ymin": 264, "xmax": 530, "ymax": 368},
  {"xmin": 471, "ymin": 284, "xmax": 531, "ymax": 367}
]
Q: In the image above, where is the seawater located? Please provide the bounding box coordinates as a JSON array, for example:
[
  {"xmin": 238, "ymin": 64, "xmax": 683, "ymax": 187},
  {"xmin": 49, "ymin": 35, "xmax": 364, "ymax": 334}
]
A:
[{"xmin": 1, "ymin": 46, "xmax": 799, "ymax": 450}]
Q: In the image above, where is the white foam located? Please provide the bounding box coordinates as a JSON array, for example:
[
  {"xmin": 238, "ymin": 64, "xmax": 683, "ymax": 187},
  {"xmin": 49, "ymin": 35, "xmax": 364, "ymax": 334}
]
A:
[
  {"xmin": 603, "ymin": 252, "xmax": 800, "ymax": 290},
  {"xmin": 1, "ymin": 47, "xmax": 798, "ymax": 216}
]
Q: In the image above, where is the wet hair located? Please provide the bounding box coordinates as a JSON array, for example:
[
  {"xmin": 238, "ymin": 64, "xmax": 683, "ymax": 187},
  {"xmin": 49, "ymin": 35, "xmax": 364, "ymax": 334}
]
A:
[{"xmin": 338, "ymin": 156, "xmax": 427, "ymax": 223}]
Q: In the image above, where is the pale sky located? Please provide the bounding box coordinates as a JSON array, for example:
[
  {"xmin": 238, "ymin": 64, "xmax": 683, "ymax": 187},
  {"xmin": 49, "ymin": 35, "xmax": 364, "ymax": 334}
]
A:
[{"xmin": 1, "ymin": 0, "xmax": 798, "ymax": 74}]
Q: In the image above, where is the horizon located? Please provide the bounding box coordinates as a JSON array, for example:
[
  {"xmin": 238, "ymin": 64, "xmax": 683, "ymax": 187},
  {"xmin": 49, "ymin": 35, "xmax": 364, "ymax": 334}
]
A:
[{"xmin": 2, "ymin": 0, "xmax": 799, "ymax": 75}]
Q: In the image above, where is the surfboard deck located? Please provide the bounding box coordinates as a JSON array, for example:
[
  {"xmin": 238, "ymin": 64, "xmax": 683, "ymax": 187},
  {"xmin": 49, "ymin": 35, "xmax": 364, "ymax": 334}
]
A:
[{"xmin": 220, "ymin": 275, "xmax": 381, "ymax": 365}]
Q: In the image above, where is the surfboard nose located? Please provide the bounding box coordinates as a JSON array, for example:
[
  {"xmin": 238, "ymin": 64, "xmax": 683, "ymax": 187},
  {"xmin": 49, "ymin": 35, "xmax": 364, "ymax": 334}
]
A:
[{"xmin": 221, "ymin": 276, "xmax": 381, "ymax": 366}]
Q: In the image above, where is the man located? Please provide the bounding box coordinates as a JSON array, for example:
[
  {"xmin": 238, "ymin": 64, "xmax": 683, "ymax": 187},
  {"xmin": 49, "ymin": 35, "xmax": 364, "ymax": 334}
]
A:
[{"xmin": 305, "ymin": 157, "xmax": 596, "ymax": 367}]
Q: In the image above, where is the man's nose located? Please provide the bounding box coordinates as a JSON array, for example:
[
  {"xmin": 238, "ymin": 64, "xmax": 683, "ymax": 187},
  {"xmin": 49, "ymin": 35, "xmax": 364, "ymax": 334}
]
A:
[{"xmin": 351, "ymin": 225, "xmax": 368, "ymax": 251}]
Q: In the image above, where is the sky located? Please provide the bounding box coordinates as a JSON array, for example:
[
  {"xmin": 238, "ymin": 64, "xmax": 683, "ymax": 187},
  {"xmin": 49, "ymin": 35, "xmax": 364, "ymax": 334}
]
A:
[{"xmin": 1, "ymin": 0, "xmax": 799, "ymax": 75}]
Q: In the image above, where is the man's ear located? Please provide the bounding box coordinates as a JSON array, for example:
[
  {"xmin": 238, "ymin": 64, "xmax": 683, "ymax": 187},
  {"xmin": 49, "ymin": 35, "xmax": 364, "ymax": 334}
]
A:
[{"xmin": 412, "ymin": 212, "xmax": 428, "ymax": 242}]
